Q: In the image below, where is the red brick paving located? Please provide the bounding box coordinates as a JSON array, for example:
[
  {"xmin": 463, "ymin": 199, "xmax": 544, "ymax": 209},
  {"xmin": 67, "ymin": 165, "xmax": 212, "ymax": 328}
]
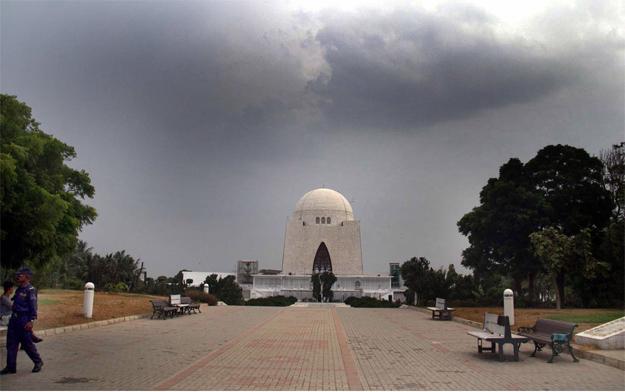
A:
[{"xmin": 1, "ymin": 305, "xmax": 623, "ymax": 390}]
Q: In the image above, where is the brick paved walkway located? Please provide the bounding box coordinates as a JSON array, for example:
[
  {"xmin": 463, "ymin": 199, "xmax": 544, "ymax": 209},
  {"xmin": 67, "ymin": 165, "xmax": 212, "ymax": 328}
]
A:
[{"xmin": 1, "ymin": 306, "xmax": 623, "ymax": 390}]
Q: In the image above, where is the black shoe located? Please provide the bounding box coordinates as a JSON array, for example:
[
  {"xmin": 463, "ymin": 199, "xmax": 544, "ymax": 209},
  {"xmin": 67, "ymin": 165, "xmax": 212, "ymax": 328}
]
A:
[
  {"xmin": 32, "ymin": 361, "xmax": 43, "ymax": 373},
  {"xmin": 0, "ymin": 367, "xmax": 16, "ymax": 375},
  {"xmin": 32, "ymin": 335, "xmax": 43, "ymax": 343}
]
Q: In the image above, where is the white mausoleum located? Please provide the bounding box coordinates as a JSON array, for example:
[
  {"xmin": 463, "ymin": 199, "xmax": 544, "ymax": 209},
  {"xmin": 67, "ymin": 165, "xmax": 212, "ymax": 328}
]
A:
[{"xmin": 252, "ymin": 188, "xmax": 393, "ymax": 301}]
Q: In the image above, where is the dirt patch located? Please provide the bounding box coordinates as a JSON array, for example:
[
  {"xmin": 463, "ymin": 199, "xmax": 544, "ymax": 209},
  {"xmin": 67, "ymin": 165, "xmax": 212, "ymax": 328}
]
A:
[
  {"xmin": 453, "ymin": 307, "xmax": 624, "ymax": 332},
  {"xmin": 34, "ymin": 289, "xmax": 166, "ymax": 330}
]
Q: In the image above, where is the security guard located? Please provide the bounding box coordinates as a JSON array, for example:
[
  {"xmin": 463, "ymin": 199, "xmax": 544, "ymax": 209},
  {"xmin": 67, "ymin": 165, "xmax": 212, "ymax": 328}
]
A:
[{"xmin": 0, "ymin": 267, "xmax": 43, "ymax": 375}]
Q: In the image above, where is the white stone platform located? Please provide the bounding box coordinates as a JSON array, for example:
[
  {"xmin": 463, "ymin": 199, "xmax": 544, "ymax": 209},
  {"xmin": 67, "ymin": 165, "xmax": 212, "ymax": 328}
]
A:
[{"xmin": 576, "ymin": 317, "xmax": 625, "ymax": 349}]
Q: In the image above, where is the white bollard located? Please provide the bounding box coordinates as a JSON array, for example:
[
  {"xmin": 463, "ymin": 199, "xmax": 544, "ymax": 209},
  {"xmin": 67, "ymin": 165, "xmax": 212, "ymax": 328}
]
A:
[
  {"xmin": 503, "ymin": 288, "xmax": 514, "ymax": 325},
  {"xmin": 84, "ymin": 282, "xmax": 95, "ymax": 318},
  {"xmin": 203, "ymin": 283, "xmax": 209, "ymax": 294}
]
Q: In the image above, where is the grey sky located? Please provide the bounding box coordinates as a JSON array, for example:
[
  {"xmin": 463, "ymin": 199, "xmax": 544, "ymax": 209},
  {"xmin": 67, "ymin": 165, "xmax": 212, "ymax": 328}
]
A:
[{"xmin": 2, "ymin": 1, "xmax": 623, "ymax": 277}]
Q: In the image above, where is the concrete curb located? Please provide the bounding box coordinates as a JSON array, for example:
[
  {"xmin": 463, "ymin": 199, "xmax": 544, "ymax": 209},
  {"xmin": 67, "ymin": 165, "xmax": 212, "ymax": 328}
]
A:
[
  {"xmin": 0, "ymin": 313, "xmax": 151, "ymax": 347},
  {"xmin": 404, "ymin": 305, "xmax": 624, "ymax": 371}
]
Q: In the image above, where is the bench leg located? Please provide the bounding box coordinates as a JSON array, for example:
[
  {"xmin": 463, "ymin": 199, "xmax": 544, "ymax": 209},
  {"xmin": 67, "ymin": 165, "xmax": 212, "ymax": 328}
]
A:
[
  {"xmin": 513, "ymin": 342, "xmax": 521, "ymax": 361},
  {"xmin": 567, "ymin": 342, "xmax": 579, "ymax": 362},
  {"xmin": 548, "ymin": 343, "xmax": 560, "ymax": 363},
  {"xmin": 498, "ymin": 343, "xmax": 504, "ymax": 362},
  {"xmin": 530, "ymin": 342, "xmax": 542, "ymax": 357}
]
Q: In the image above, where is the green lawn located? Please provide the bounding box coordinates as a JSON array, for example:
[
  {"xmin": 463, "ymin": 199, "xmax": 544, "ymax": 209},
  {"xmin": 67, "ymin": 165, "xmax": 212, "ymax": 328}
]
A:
[
  {"xmin": 38, "ymin": 298, "xmax": 61, "ymax": 305},
  {"xmin": 549, "ymin": 311, "xmax": 624, "ymax": 324}
]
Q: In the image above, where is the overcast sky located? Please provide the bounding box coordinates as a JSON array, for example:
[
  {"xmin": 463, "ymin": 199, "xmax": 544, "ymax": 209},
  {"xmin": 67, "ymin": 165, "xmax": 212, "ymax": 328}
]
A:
[{"xmin": 2, "ymin": 1, "xmax": 623, "ymax": 277}]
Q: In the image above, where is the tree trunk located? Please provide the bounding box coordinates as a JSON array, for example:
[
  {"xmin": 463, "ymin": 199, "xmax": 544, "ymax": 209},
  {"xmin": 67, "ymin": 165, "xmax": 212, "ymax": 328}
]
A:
[
  {"xmin": 552, "ymin": 274, "xmax": 562, "ymax": 309},
  {"xmin": 557, "ymin": 272, "xmax": 566, "ymax": 308},
  {"xmin": 528, "ymin": 272, "xmax": 536, "ymax": 306},
  {"xmin": 512, "ymin": 277, "xmax": 522, "ymax": 297}
]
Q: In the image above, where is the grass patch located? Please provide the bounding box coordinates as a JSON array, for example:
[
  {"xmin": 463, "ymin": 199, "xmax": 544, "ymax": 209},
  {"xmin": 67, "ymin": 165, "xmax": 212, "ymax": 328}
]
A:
[
  {"xmin": 39, "ymin": 298, "xmax": 61, "ymax": 305},
  {"xmin": 549, "ymin": 311, "xmax": 624, "ymax": 324}
]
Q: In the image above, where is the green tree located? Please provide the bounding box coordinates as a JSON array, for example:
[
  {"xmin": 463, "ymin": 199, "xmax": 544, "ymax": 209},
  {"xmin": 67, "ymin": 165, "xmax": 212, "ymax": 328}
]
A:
[
  {"xmin": 203, "ymin": 274, "xmax": 243, "ymax": 305},
  {"xmin": 526, "ymin": 144, "xmax": 613, "ymax": 235},
  {"xmin": 530, "ymin": 227, "xmax": 609, "ymax": 309},
  {"xmin": 400, "ymin": 257, "xmax": 433, "ymax": 306},
  {"xmin": 598, "ymin": 221, "xmax": 624, "ymax": 306},
  {"xmin": 457, "ymin": 158, "xmax": 547, "ymax": 303},
  {"xmin": 459, "ymin": 145, "xmax": 614, "ymax": 306},
  {"xmin": 0, "ymin": 94, "xmax": 96, "ymax": 273},
  {"xmin": 311, "ymin": 273, "xmax": 321, "ymax": 302},
  {"xmin": 320, "ymin": 271, "xmax": 337, "ymax": 302},
  {"xmin": 205, "ymin": 274, "xmax": 220, "ymax": 294},
  {"xmin": 599, "ymin": 142, "xmax": 624, "ymax": 221}
]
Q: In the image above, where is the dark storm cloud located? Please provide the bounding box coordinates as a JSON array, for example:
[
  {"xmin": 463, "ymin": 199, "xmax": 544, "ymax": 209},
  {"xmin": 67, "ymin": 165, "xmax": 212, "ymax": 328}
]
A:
[
  {"xmin": 1, "ymin": 1, "xmax": 622, "ymax": 276},
  {"xmin": 308, "ymin": 6, "xmax": 614, "ymax": 129}
]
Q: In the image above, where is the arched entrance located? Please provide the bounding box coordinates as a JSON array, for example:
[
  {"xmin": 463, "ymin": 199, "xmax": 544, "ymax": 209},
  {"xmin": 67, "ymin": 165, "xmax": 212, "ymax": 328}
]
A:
[{"xmin": 312, "ymin": 242, "xmax": 332, "ymax": 273}]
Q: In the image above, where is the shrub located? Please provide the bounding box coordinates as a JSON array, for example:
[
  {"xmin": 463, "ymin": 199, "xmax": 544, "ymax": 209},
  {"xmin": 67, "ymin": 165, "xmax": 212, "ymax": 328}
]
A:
[
  {"xmin": 185, "ymin": 288, "xmax": 218, "ymax": 306},
  {"xmin": 344, "ymin": 296, "xmax": 400, "ymax": 308},
  {"xmin": 246, "ymin": 295, "xmax": 298, "ymax": 307},
  {"xmin": 103, "ymin": 282, "xmax": 129, "ymax": 292}
]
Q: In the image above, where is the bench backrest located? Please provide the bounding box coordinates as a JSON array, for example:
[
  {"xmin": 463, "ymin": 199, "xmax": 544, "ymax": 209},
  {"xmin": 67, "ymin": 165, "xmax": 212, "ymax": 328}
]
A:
[
  {"xmin": 435, "ymin": 298, "xmax": 446, "ymax": 310},
  {"xmin": 169, "ymin": 294, "xmax": 181, "ymax": 305},
  {"xmin": 181, "ymin": 296, "xmax": 191, "ymax": 305},
  {"xmin": 534, "ymin": 319, "xmax": 577, "ymax": 335},
  {"xmin": 483, "ymin": 313, "xmax": 501, "ymax": 334},
  {"xmin": 483, "ymin": 313, "xmax": 511, "ymax": 338},
  {"xmin": 151, "ymin": 300, "xmax": 166, "ymax": 309}
]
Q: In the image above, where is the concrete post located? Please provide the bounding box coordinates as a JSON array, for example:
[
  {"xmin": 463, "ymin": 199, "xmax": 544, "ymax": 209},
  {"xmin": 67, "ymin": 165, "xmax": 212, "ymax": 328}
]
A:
[
  {"xmin": 203, "ymin": 283, "xmax": 209, "ymax": 294},
  {"xmin": 503, "ymin": 288, "xmax": 514, "ymax": 325},
  {"xmin": 84, "ymin": 282, "xmax": 95, "ymax": 318}
]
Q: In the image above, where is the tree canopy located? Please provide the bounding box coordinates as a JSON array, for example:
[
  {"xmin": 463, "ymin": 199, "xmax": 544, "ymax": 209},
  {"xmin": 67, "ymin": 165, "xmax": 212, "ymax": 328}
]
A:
[
  {"xmin": 1, "ymin": 94, "xmax": 96, "ymax": 273},
  {"xmin": 204, "ymin": 274, "xmax": 244, "ymax": 305},
  {"xmin": 458, "ymin": 143, "xmax": 621, "ymax": 307}
]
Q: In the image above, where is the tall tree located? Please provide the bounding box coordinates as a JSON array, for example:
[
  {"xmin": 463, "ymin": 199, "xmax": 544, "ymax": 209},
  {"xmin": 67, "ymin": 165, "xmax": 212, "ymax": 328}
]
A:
[
  {"xmin": 203, "ymin": 274, "xmax": 243, "ymax": 305},
  {"xmin": 457, "ymin": 158, "xmax": 547, "ymax": 302},
  {"xmin": 526, "ymin": 144, "xmax": 613, "ymax": 235},
  {"xmin": 320, "ymin": 271, "xmax": 337, "ymax": 302},
  {"xmin": 530, "ymin": 227, "xmax": 609, "ymax": 308},
  {"xmin": 400, "ymin": 257, "xmax": 433, "ymax": 306},
  {"xmin": 599, "ymin": 142, "xmax": 625, "ymax": 221},
  {"xmin": 0, "ymin": 94, "xmax": 96, "ymax": 272},
  {"xmin": 311, "ymin": 273, "xmax": 321, "ymax": 302}
]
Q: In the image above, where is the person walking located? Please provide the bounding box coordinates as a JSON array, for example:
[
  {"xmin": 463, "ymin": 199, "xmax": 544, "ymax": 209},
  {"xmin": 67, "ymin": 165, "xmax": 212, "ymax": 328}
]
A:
[
  {"xmin": 1, "ymin": 280, "xmax": 43, "ymax": 342},
  {"xmin": 1, "ymin": 281, "xmax": 14, "ymax": 326},
  {"xmin": 0, "ymin": 267, "xmax": 43, "ymax": 375}
]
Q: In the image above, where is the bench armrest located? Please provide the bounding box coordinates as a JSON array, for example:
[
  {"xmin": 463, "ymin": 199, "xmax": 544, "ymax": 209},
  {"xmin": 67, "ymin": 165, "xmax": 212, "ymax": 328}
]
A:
[{"xmin": 517, "ymin": 326, "xmax": 534, "ymax": 333}]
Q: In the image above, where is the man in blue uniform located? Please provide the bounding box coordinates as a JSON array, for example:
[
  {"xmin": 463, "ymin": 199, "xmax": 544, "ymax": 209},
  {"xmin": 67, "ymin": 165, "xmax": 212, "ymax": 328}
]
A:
[{"xmin": 0, "ymin": 267, "xmax": 43, "ymax": 375}]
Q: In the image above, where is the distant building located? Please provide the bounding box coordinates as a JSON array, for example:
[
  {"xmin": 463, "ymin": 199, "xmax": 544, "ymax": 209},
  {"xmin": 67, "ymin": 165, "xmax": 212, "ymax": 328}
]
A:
[
  {"xmin": 237, "ymin": 260, "xmax": 258, "ymax": 285},
  {"xmin": 181, "ymin": 271, "xmax": 235, "ymax": 288},
  {"xmin": 258, "ymin": 269, "xmax": 281, "ymax": 275},
  {"xmin": 251, "ymin": 188, "xmax": 392, "ymax": 301},
  {"xmin": 389, "ymin": 262, "xmax": 406, "ymax": 303},
  {"xmin": 389, "ymin": 262, "xmax": 402, "ymax": 288}
]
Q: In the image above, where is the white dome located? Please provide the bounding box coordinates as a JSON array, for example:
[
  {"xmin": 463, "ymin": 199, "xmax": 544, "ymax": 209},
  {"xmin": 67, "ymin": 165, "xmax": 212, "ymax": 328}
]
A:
[{"xmin": 294, "ymin": 188, "xmax": 354, "ymax": 221}]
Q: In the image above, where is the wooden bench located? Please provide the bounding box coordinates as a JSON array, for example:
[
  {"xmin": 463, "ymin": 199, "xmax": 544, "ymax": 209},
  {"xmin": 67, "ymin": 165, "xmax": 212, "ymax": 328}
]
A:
[
  {"xmin": 426, "ymin": 298, "xmax": 455, "ymax": 320},
  {"xmin": 518, "ymin": 319, "xmax": 579, "ymax": 363},
  {"xmin": 150, "ymin": 300, "xmax": 178, "ymax": 319},
  {"xmin": 181, "ymin": 296, "xmax": 201, "ymax": 313},
  {"xmin": 467, "ymin": 313, "xmax": 528, "ymax": 361},
  {"xmin": 169, "ymin": 294, "xmax": 187, "ymax": 315}
]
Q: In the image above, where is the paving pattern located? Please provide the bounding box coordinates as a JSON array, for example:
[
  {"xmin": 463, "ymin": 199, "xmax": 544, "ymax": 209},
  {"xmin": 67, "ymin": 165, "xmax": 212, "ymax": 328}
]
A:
[{"xmin": 1, "ymin": 305, "xmax": 623, "ymax": 390}]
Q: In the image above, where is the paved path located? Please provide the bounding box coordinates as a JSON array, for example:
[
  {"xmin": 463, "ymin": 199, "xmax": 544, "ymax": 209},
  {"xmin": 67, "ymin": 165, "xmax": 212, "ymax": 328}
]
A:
[{"xmin": 1, "ymin": 306, "xmax": 623, "ymax": 390}]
